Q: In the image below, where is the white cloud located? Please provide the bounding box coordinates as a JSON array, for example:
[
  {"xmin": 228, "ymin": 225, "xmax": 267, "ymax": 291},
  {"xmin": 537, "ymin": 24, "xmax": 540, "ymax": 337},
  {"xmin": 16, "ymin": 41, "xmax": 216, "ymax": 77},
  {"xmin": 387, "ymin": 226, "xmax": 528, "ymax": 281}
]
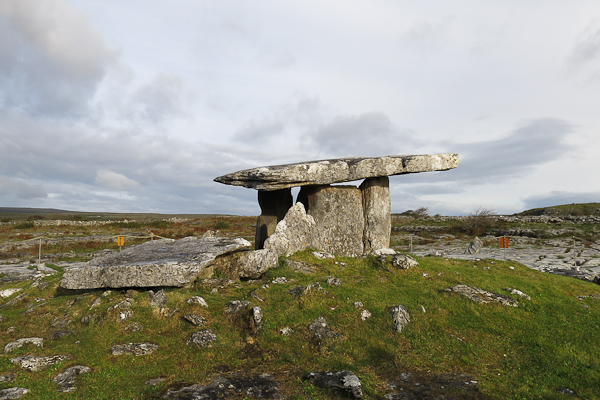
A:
[{"xmin": 95, "ymin": 170, "xmax": 139, "ymax": 190}]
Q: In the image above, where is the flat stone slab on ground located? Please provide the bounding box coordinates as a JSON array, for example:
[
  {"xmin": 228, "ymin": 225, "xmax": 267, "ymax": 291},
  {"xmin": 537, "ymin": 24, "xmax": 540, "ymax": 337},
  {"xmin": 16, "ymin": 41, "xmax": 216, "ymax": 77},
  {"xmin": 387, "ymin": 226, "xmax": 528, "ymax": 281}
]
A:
[
  {"xmin": 214, "ymin": 153, "xmax": 459, "ymax": 190},
  {"xmin": 59, "ymin": 237, "xmax": 251, "ymax": 289}
]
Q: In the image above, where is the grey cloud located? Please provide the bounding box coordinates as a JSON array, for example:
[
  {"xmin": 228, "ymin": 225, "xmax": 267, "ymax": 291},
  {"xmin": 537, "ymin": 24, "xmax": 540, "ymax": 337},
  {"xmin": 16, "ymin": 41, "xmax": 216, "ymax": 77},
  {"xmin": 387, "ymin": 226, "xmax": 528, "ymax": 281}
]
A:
[
  {"xmin": 570, "ymin": 24, "xmax": 600, "ymax": 67},
  {"xmin": 0, "ymin": 0, "xmax": 117, "ymax": 116},
  {"xmin": 309, "ymin": 112, "xmax": 419, "ymax": 158},
  {"xmin": 522, "ymin": 191, "xmax": 600, "ymax": 211},
  {"xmin": 400, "ymin": 118, "xmax": 574, "ymax": 185},
  {"xmin": 130, "ymin": 74, "xmax": 184, "ymax": 123},
  {"xmin": 0, "ymin": 176, "xmax": 47, "ymax": 199}
]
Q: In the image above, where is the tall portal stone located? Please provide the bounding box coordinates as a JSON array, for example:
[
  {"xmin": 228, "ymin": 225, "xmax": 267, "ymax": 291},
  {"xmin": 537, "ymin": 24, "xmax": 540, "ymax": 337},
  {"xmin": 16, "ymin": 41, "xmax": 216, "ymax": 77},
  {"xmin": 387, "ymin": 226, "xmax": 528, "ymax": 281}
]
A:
[
  {"xmin": 360, "ymin": 177, "xmax": 391, "ymax": 254},
  {"xmin": 255, "ymin": 189, "xmax": 292, "ymax": 249},
  {"xmin": 299, "ymin": 185, "xmax": 365, "ymax": 257}
]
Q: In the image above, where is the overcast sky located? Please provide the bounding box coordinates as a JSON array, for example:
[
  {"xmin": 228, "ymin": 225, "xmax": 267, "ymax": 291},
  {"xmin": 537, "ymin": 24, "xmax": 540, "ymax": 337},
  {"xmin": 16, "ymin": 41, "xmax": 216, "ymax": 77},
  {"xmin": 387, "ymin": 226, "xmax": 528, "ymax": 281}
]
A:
[{"xmin": 1, "ymin": 0, "xmax": 599, "ymax": 216}]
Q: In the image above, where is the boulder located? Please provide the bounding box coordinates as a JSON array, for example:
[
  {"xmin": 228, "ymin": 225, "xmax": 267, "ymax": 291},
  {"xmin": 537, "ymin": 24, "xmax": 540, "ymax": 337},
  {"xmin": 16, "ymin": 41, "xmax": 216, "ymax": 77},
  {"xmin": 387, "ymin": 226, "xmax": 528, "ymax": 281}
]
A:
[
  {"xmin": 208, "ymin": 249, "xmax": 278, "ymax": 280},
  {"xmin": 263, "ymin": 203, "xmax": 316, "ymax": 257},
  {"xmin": 388, "ymin": 305, "xmax": 410, "ymax": 333},
  {"xmin": 183, "ymin": 314, "xmax": 206, "ymax": 326},
  {"xmin": 307, "ymin": 370, "xmax": 363, "ymax": 399},
  {"xmin": 53, "ymin": 365, "xmax": 91, "ymax": 392},
  {"xmin": 214, "ymin": 153, "xmax": 459, "ymax": 190},
  {"xmin": 225, "ymin": 300, "xmax": 252, "ymax": 314},
  {"xmin": 148, "ymin": 289, "xmax": 166, "ymax": 308},
  {"xmin": 361, "ymin": 177, "xmax": 391, "ymax": 253},
  {"xmin": 299, "ymin": 185, "xmax": 365, "ymax": 257},
  {"xmin": 59, "ymin": 237, "xmax": 251, "ymax": 289},
  {"xmin": 0, "ymin": 288, "xmax": 22, "ymax": 298},
  {"xmin": 465, "ymin": 237, "xmax": 483, "ymax": 254}
]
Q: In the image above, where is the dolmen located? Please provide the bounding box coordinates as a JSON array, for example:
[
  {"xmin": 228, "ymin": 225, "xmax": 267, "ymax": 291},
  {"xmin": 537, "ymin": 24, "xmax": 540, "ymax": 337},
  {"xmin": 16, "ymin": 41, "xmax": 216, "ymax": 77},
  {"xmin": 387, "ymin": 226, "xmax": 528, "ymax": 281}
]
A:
[{"xmin": 215, "ymin": 153, "xmax": 459, "ymax": 257}]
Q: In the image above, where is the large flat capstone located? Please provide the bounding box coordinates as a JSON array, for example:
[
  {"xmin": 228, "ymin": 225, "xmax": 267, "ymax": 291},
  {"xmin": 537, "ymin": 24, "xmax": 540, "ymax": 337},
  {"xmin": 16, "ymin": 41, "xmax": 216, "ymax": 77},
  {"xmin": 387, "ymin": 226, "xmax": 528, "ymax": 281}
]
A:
[
  {"xmin": 214, "ymin": 153, "xmax": 459, "ymax": 191},
  {"xmin": 59, "ymin": 237, "xmax": 251, "ymax": 290}
]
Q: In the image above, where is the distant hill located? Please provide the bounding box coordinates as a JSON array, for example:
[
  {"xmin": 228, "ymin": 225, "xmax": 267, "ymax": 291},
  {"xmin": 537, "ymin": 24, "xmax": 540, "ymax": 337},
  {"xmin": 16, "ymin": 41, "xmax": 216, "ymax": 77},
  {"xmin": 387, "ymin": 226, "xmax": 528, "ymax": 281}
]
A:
[
  {"xmin": 0, "ymin": 207, "xmax": 71, "ymax": 214},
  {"xmin": 517, "ymin": 202, "xmax": 600, "ymax": 216}
]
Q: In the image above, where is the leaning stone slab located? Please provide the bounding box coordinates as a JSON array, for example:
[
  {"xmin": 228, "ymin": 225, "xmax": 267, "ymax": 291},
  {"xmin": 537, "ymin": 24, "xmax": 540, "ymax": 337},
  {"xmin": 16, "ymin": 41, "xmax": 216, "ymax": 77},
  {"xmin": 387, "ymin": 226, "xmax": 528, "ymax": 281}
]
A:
[
  {"xmin": 445, "ymin": 285, "xmax": 518, "ymax": 307},
  {"xmin": 307, "ymin": 370, "xmax": 363, "ymax": 399},
  {"xmin": 10, "ymin": 354, "xmax": 72, "ymax": 371},
  {"xmin": 465, "ymin": 237, "xmax": 483, "ymax": 254},
  {"xmin": 214, "ymin": 153, "xmax": 459, "ymax": 190},
  {"xmin": 59, "ymin": 237, "xmax": 251, "ymax": 289},
  {"xmin": 264, "ymin": 202, "xmax": 316, "ymax": 257}
]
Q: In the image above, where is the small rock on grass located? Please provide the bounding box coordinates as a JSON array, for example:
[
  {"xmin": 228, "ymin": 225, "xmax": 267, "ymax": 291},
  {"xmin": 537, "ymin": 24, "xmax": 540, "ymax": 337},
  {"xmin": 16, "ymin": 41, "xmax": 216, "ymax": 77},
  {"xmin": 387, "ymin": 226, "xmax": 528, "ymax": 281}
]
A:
[
  {"xmin": 225, "ymin": 300, "xmax": 252, "ymax": 314},
  {"xmin": 10, "ymin": 355, "xmax": 72, "ymax": 372},
  {"xmin": 307, "ymin": 370, "xmax": 363, "ymax": 399},
  {"xmin": 4, "ymin": 338, "xmax": 43, "ymax": 354},
  {"xmin": 148, "ymin": 289, "xmax": 166, "ymax": 308},
  {"xmin": 110, "ymin": 343, "xmax": 158, "ymax": 356},
  {"xmin": 0, "ymin": 387, "xmax": 29, "ymax": 399},
  {"xmin": 388, "ymin": 305, "xmax": 410, "ymax": 333},
  {"xmin": 308, "ymin": 317, "xmax": 342, "ymax": 339},
  {"xmin": 183, "ymin": 314, "xmax": 206, "ymax": 326},
  {"xmin": 54, "ymin": 366, "xmax": 91, "ymax": 392},
  {"xmin": 0, "ymin": 374, "xmax": 15, "ymax": 383},
  {"xmin": 187, "ymin": 296, "xmax": 208, "ymax": 307},
  {"xmin": 186, "ymin": 329, "xmax": 217, "ymax": 348}
]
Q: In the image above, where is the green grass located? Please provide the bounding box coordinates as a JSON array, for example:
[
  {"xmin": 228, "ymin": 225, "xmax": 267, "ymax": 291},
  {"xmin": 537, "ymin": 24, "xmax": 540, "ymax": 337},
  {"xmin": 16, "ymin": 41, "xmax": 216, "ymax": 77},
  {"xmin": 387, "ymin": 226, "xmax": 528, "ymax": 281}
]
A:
[{"xmin": 1, "ymin": 252, "xmax": 600, "ymax": 399}]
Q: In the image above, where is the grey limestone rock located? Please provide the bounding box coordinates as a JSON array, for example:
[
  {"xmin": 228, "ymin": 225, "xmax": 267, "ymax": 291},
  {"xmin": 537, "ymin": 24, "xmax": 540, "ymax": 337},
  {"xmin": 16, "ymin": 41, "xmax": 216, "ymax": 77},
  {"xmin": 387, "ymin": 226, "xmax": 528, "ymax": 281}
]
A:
[
  {"xmin": 299, "ymin": 185, "xmax": 365, "ymax": 257},
  {"xmin": 186, "ymin": 329, "xmax": 217, "ymax": 348},
  {"xmin": 0, "ymin": 374, "xmax": 15, "ymax": 383},
  {"xmin": 307, "ymin": 370, "xmax": 363, "ymax": 399},
  {"xmin": 0, "ymin": 388, "xmax": 29, "ymax": 399},
  {"xmin": 183, "ymin": 314, "xmax": 206, "ymax": 326},
  {"xmin": 285, "ymin": 260, "xmax": 315, "ymax": 274},
  {"xmin": 214, "ymin": 153, "xmax": 459, "ymax": 190},
  {"xmin": 53, "ymin": 365, "xmax": 91, "ymax": 392},
  {"xmin": 388, "ymin": 305, "xmax": 410, "ymax": 333},
  {"xmin": 252, "ymin": 306, "xmax": 263, "ymax": 331},
  {"xmin": 59, "ymin": 236, "xmax": 251, "ymax": 289},
  {"xmin": 327, "ymin": 277, "xmax": 342, "ymax": 286},
  {"xmin": 264, "ymin": 202, "xmax": 316, "ymax": 257},
  {"xmin": 361, "ymin": 177, "xmax": 391, "ymax": 253},
  {"xmin": 209, "ymin": 249, "xmax": 278, "ymax": 280},
  {"xmin": 308, "ymin": 317, "xmax": 342, "ymax": 339},
  {"xmin": 446, "ymin": 284, "xmax": 518, "ymax": 307},
  {"xmin": 148, "ymin": 289, "xmax": 166, "ymax": 308},
  {"xmin": 377, "ymin": 254, "xmax": 419, "ymax": 270},
  {"xmin": 225, "ymin": 300, "xmax": 252, "ymax": 314},
  {"xmin": 164, "ymin": 374, "xmax": 283, "ymax": 399},
  {"xmin": 124, "ymin": 322, "xmax": 144, "ymax": 333},
  {"xmin": 4, "ymin": 337, "xmax": 43, "ymax": 353},
  {"xmin": 0, "ymin": 288, "xmax": 22, "ymax": 298},
  {"xmin": 255, "ymin": 189, "xmax": 293, "ymax": 249},
  {"xmin": 465, "ymin": 236, "xmax": 484, "ymax": 254},
  {"xmin": 187, "ymin": 296, "xmax": 208, "ymax": 307},
  {"xmin": 10, "ymin": 354, "xmax": 72, "ymax": 371},
  {"xmin": 110, "ymin": 342, "xmax": 159, "ymax": 356}
]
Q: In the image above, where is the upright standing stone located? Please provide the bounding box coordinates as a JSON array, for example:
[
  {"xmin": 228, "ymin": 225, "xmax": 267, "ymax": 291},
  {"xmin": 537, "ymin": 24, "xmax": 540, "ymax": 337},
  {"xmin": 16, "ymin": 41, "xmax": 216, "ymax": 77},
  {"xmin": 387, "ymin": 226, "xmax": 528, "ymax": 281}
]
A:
[
  {"xmin": 255, "ymin": 189, "xmax": 293, "ymax": 249},
  {"xmin": 299, "ymin": 185, "xmax": 364, "ymax": 257},
  {"xmin": 263, "ymin": 202, "xmax": 316, "ymax": 257},
  {"xmin": 360, "ymin": 177, "xmax": 390, "ymax": 254}
]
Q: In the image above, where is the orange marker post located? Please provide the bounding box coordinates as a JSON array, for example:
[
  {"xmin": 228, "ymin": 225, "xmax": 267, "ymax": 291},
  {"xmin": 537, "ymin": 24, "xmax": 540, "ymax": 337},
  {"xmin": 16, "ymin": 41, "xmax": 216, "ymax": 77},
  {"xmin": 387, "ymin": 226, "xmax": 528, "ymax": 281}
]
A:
[
  {"xmin": 500, "ymin": 237, "xmax": 509, "ymax": 259},
  {"xmin": 117, "ymin": 236, "xmax": 125, "ymax": 252}
]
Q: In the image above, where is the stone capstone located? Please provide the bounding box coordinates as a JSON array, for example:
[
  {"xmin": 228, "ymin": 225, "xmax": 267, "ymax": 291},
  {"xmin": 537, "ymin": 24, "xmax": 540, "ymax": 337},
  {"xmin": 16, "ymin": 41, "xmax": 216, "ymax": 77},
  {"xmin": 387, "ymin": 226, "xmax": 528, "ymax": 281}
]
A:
[
  {"xmin": 445, "ymin": 285, "xmax": 518, "ymax": 307},
  {"xmin": 307, "ymin": 370, "xmax": 363, "ymax": 399},
  {"xmin": 214, "ymin": 153, "xmax": 459, "ymax": 191},
  {"xmin": 110, "ymin": 342, "xmax": 159, "ymax": 356},
  {"xmin": 53, "ymin": 366, "xmax": 91, "ymax": 392},
  {"xmin": 10, "ymin": 354, "xmax": 72, "ymax": 371},
  {"xmin": 59, "ymin": 236, "xmax": 251, "ymax": 289}
]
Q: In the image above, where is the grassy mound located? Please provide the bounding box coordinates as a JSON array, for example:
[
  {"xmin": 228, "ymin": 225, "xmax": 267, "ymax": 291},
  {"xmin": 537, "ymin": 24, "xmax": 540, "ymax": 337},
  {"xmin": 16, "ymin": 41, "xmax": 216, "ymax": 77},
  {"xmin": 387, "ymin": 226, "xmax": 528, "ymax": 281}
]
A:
[{"xmin": 1, "ymin": 251, "xmax": 599, "ymax": 399}]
